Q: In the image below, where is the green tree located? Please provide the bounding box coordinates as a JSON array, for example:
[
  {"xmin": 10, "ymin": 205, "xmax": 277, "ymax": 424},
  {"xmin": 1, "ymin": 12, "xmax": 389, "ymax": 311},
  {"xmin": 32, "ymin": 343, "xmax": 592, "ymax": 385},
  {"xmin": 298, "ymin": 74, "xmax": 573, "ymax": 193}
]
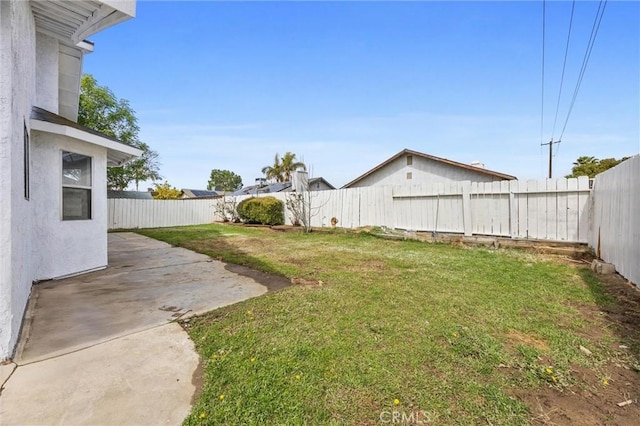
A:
[
  {"xmin": 207, "ymin": 169, "xmax": 243, "ymax": 192},
  {"xmin": 261, "ymin": 152, "xmax": 306, "ymax": 182},
  {"xmin": 78, "ymin": 74, "xmax": 161, "ymax": 190},
  {"xmin": 152, "ymin": 181, "xmax": 182, "ymax": 199},
  {"xmin": 127, "ymin": 142, "xmax": 161, "ymax": 191},
  {"xmin": 565, "ymin": 156, "xmax": 630, "ymax": 178}
]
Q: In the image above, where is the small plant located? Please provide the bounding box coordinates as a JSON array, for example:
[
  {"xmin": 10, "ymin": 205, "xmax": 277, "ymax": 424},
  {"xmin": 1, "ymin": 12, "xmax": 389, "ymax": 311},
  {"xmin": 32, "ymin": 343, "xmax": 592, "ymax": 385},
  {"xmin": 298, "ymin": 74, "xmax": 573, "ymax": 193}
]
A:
[
  {"xmin": 285, "ymin": 193, "xmax": 304, "ymax": 227},
  {"xmin": 214, "ymin": 196, "xmax": 240, "ymax": 223},
  {"xmin": 236, "ymin": 196, "xmax": 284, "ymax": 225}
]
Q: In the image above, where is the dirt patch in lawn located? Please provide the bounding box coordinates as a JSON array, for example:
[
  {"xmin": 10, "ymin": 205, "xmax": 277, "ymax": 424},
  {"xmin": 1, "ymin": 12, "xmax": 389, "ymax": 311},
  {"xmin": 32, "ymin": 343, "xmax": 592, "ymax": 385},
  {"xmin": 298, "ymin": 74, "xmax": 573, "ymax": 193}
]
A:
[
  {"xmin": 517, "ymin": 363, "xmax": 639, "ymax": 425},
  {"xmin": 224, "ymin": 263, "xmax": 291, "ymax": 292},
  {"xmin": 595, "ymin": 273, "xmax": 640, "ymax": 348},
  {"xmin": 515, "ymin": 270, "xmax": 640, "ymax": 424},
  {"xmin": 507, "ymin": 330, "xmax": 549, "ymax": 351}
]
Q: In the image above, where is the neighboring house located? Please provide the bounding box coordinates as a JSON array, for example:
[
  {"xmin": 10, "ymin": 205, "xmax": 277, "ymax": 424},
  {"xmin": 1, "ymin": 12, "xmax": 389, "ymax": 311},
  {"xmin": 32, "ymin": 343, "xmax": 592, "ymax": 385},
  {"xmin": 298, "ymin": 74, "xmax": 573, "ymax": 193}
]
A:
[
  {"xmin": 108, "ymin": 190, "xmax": 153, "ymax": 200},
  {"xmin": 308, "ymin": 177, "xmax": 336, "ymax": 191},
  {"xmin": 342, "ymin": 149, "xmax": 517, "ymax": 188},
  {"xmin": 181, "ymin": 189, "xmax": 222, "ymax": 199},
  {"xmin": 0, "ymin": 0, "xmax": 139, "ymax": 360},
  {"xmin": 231, "ymin": 177, "xmax": 335, "ymax": 196}
]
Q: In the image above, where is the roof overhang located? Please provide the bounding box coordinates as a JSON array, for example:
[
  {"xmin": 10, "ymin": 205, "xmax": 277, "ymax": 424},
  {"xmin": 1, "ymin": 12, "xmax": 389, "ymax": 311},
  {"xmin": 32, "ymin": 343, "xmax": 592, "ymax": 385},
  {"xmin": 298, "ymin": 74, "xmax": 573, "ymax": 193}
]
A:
[
  {"xmin": 31, "ymin": 0, "xmax": 136, "ymax": 45},
  {"xmin": 30, "ymin": 107, "xmax": 142, "ymax": 166}
]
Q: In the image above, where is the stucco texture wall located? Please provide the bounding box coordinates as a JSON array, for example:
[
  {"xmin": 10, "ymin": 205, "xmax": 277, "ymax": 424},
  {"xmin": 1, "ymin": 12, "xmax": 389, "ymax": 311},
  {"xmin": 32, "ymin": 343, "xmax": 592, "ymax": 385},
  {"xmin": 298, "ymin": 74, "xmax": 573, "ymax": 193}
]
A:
[
  {"xmin": 350, "ymin": 155, "xmax": 506, "ymax": 188},
  {"xmin": 31, "ymin": 133, "xmax": 109, "ymax": 280},
  {"xmin": 0, "ymin": 0, "xmax": 37, "ymax": 359},
  {"xmin": 35, "ymin": 32, "xmax": 59, "ymax": 113}
]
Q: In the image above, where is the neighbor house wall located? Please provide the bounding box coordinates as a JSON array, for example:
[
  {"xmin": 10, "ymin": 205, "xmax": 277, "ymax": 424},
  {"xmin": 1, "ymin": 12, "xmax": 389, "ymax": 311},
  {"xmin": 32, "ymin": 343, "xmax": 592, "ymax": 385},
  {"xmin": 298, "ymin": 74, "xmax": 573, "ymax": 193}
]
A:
[
  {"xmin": 30, "ymin": 133, "xmax": 109, "ymax": 280},
  {"xmin": 0, "ymin": 0, "xmax": 37, "ymax": 359},
  {"xmin": 309, "ymin": 180, "xmax": 333, "ymax": 191},
  {"xmin": 349, "ymin": 155, "xmax": 506, "ymax": 188}
]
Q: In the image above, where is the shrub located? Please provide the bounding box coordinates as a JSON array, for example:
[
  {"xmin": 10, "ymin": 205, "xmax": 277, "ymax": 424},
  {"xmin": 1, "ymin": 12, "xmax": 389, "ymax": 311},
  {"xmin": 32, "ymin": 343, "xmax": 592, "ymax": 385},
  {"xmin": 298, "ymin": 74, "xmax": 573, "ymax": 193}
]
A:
[{"xmin": 236, "ymin": 196, "xmax": 284, "ymax": 225}]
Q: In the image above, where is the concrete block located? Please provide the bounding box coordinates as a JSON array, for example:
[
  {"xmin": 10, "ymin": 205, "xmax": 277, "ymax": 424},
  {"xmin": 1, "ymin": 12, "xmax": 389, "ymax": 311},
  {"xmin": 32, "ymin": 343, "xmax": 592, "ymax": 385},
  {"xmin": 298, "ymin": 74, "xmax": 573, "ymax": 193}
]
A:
[{"xmin": 591, "ymin": 260, "xmax": 616, "ymax": 274}]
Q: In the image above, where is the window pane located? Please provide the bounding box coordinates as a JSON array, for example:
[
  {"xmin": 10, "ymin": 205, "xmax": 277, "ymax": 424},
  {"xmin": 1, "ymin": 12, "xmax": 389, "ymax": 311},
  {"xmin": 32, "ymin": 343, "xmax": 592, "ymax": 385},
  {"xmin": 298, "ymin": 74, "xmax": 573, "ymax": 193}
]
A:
[
  {"xmin": 62, "ymin": 151, "xmax": 91, "ymax": 186},
  {"xmin": 63, "ymin": 187, "xmax": 91, "ymax": 220}
]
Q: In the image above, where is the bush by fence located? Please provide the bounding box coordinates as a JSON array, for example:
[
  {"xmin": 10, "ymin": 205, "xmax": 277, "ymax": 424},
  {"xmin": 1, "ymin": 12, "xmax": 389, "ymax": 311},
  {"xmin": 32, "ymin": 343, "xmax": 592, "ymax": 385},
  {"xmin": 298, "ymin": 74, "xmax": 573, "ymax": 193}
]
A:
[{"xmin": 237, "ymin": 196, "xmax": 284, "ymax": 225}]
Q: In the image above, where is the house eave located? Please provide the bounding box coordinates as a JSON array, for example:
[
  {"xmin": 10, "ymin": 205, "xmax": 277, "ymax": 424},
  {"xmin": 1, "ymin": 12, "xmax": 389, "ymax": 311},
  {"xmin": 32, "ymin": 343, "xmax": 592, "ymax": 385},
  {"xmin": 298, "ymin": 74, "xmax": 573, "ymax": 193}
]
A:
[
  {"xmin": 30, "ymin": 109, "xmax": 142, "ymax": 166},
  {"xmin": 31, "ymin": 0, "xmax": 136, "ymax": 45}
]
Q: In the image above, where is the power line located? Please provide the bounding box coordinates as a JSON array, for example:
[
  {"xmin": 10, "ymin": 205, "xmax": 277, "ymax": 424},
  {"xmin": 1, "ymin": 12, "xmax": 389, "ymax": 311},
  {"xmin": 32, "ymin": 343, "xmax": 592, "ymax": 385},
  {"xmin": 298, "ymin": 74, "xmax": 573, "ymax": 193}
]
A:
[
  {"xmin": 540, "ymin": 0, "xmax": 553, "ymax": 178},
  {"xmin": 540, "ymin": 0, "xmax": 546, "ymax": 148},
  {"xmin": 559, "ymin": 0, "xmax": 608, "ymax": 141},
  {"xmin": 551, "ymin": 0, "xmax": 576, "ymax": 140}
]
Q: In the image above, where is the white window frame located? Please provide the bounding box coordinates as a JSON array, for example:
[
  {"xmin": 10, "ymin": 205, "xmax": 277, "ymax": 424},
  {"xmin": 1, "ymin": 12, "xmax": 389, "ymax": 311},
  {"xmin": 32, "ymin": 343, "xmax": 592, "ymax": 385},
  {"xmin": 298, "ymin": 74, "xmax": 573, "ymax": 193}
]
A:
[{"xmin": 61, "ymin": 150, "xmax": 93, "ymax": 221}]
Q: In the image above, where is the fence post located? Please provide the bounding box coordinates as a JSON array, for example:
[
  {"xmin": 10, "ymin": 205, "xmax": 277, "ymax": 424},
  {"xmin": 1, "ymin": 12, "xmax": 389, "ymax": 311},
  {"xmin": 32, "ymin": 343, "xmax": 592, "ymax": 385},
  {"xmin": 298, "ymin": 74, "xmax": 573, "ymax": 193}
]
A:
[
  {"xmin": 509, "ymin": 180, "xmax": 517, "ymax": 238},
  {"xmin": 462, "ymin": 181, "xmax": 472, "ymax": 236}
]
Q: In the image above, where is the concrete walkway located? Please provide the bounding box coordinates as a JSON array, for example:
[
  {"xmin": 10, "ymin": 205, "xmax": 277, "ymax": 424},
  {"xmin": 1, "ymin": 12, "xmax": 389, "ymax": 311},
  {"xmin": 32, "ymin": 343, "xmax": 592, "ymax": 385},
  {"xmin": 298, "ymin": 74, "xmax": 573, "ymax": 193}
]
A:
[{"xmin": 0, "ymin": 232, "xmax": 287, "ymax": 425}]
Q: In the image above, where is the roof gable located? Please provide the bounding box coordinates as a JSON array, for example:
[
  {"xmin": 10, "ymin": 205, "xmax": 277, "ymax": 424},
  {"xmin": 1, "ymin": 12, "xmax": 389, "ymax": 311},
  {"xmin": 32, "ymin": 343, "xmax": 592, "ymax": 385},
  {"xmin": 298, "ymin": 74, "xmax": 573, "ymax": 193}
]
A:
[
  {"xmin": 308, "ymin": 177, "xmax": 336, "ymax": 190},
  {"xmin": 342, "ymin": 149, "xmax": 516, "ymax": 188}
]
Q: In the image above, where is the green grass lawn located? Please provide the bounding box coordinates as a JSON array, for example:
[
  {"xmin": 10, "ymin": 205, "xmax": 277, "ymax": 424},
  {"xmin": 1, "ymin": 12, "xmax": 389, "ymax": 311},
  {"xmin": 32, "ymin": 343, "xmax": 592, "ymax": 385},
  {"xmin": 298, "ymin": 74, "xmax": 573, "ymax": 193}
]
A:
[{"xmin": 136, "ymin": 224, "xmax": 635, "ymax": 425}]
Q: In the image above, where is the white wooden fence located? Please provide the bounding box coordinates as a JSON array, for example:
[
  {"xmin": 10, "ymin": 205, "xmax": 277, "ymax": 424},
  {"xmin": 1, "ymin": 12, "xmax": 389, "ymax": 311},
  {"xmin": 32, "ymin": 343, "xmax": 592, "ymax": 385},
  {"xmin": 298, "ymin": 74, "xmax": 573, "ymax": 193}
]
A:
[
  {"xmin": 109, "ymin": 177, "xmax": 591, "ymax": 242},
  {"xmin": 108, "ymin": 198, "xmax": 217, "ymax": 229},
  {"xmin": 589, "ymin": 155, "xmax": 639, "ymax": 286}
]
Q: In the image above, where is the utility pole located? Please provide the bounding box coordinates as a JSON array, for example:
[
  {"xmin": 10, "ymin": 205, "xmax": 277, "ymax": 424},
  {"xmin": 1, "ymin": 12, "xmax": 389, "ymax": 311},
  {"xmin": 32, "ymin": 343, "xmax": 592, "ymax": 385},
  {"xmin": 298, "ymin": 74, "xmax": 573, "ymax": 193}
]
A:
[{"xmin": 541, "ymin": 139, "xmax": 560, "ymax": 178}]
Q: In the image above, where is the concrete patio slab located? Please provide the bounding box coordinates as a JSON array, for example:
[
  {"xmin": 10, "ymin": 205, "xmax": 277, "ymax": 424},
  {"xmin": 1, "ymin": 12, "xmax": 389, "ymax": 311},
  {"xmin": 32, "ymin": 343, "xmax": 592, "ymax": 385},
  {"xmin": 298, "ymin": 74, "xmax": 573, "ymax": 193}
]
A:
[
  {"xmin": 15, "ymin": 232, "xmax": 273, "ymax": 363},
  {"xmin": 0, "ymin": 363, "xmax": 16, "ymax": 387},
  {"xmin": 0, "ymin": 324, "xmax": 198, "ymax": 426},
  {"xmin": 1, "ymin": 232, "xmax": 289, "ymax": 425}
]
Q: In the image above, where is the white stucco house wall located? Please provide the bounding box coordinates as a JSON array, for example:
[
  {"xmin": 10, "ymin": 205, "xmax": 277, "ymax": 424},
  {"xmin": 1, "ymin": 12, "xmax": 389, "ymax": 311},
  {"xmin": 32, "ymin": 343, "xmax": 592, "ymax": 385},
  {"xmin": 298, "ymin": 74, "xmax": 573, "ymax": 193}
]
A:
[
  {"xmin": 0, "ymin": 0, "xmax": 140, "ymax": 360},
  {"xmin": 342, "ymin": 149, "xmax": 517, "ymax": 188}
]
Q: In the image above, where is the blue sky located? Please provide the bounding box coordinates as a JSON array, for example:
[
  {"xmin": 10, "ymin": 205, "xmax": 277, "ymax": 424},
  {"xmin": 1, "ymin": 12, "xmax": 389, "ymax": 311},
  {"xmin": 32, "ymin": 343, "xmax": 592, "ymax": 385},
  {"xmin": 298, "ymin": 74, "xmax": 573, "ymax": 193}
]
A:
[{"xmin": 84, "ymin": 1, "xmax": 639, "ymax": 190}]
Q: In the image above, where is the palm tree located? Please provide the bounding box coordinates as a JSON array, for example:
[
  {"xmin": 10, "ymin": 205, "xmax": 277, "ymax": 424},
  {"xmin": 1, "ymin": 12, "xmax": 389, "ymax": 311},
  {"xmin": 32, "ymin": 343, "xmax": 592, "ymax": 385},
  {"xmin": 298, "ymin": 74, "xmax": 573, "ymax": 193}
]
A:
[
  {"xmin": 572, "ymin": 156, "xmax": 597, "ymax": 167},
  {"xmin": 280, "ymin": 152, "xmax": 306, "ymax": 182},
  {"xmin": 261, "ymin": 152, "xmax": 306, "ymax": 182},
  {"xmin": 261, "ymin": 153, "xmax": 284, "ymax": 182}
]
